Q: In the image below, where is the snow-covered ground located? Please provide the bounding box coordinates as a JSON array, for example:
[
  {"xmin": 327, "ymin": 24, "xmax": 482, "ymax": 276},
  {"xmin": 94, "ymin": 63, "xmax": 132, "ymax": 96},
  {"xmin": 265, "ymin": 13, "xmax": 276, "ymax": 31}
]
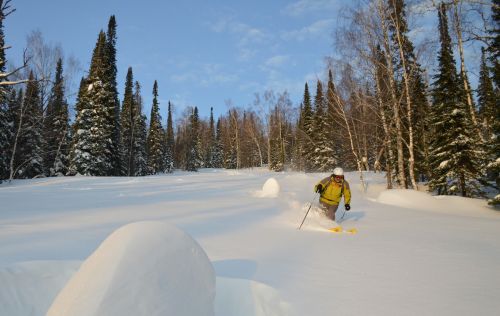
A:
[{"xmin": 0, "ymin": 170, "xmax": 499, "ymax": 315}]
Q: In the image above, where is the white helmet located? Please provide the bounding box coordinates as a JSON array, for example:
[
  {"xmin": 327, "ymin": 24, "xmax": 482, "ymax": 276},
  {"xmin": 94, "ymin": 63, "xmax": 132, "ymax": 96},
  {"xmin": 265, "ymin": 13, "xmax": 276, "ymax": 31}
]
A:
[{"xmin": 332, "ymin": 167, "xmax": 344, "ymax": 176}]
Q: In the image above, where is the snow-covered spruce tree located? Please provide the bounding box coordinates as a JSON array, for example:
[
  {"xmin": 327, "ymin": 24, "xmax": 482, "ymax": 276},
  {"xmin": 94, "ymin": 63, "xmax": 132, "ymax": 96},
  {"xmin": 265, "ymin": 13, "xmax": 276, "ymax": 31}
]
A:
[
  {"xmin": 120, "ymin": 67, "xmax": 135, "ymax": 176},
  {"xmin": 212, "ymin": 117, "xmax": 224, "ymax": 168},
  {"xmin": 325, "ymin": 70, "xmax": 340, "ymax": 169},
  {"xmin": 43, "ymin": 58, "xmax": 70, "ymax": 176},
  {"xmin": 68, "ymin": 78, "xmax": 92, "ymax": 175},
  {"xmin": 478, "ymin": 48, "xmax": 496, "ymax": 140},
  {"xmin": 312, "ymin": 80, "xmax": 334, "ymax": 171},
  {"xmin": 205, "ymin": 107, "xmax": 216, "ymax": 168},
  {"xmin": 428, "ymin": 3, "xmax": 484, "ymax": 197},
  {"xmin": 1, "ymin": 89, "xmax": 16, "ymax": 179},
  {"xmin": 105, "ymin": 15, "xmax": 123, "ymax": 176},
  {"xmin": 146, "ymin": 80, "xmax": 164, "ymax": 174},
  {"xmin": 164, "ymin": 101, "xmax": 174, "ymax": 173},
  {"xmin": 477, "ymin": 48, "xmax": 500, "ymax": 205},
  {"xmin": 292, "ymin": 103, "xmax": 305, "ymax": 171},
  {"xmin": 185, "ymin": 106, "xmax": 202, "ymax": 171},
  {"xmin": 0, "ymin": 0, "xmax": 29, "ymax": 181},
  {"xmin": 300, "ymin": 82, "xmax": 314, "ymax": 172},
  {"xmin": 15, "ymin": 72, "xmax": 44, "ymax": 178},
  {"xmin": 87, "ymin": 31, "xmax": 113, "ymax": 176},
  {"xmin": 132, "ymin": 81, "xmax": 148, "ymax": 176}
]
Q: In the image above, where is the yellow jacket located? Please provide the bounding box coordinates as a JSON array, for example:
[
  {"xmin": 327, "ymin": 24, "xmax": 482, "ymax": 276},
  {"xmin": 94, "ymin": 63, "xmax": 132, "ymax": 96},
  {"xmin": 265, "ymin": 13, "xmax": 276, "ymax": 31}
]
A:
[{"xmin": 314, "ymin": 176, "xmax": 351, "ymax": 206}]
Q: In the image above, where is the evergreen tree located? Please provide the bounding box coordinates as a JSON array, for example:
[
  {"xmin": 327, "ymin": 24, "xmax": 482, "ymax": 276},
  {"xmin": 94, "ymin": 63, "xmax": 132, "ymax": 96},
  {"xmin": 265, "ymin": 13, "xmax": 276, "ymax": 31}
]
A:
[
  {"xmin": 300, "ymin": 83, "xmax": 314, "ymax": 172},
  {"xmin": 212, "ymin": 117, "xmax": 224, "ymax": 168},
  {"xmin": 105, "ymin": 15, "xmax": 123, "ymax": 176},
  {"xmin": 44, "ymin": 58, "xmax": 70, "ymax": 176},
  {"xmin": 489, "ymin": 0, "xmax": 500, "ymax": 88},
  {"xmin": 146, "ymin": 80, "xmax": 164, "ymax": 174},
  {"xmin": 185, "ymin": 106, "xmax": 201, "ymax": 171},
  {"xmin": 132, "ymin": 81, "xmax": 148, "ymax": 176},
  {"xmin": 164, "ymin": 101, "xmax": 174, "ymax": 173},
  {"xmin": 477, "ymin": 48, "xmax": 496, "ymax": 138},
  {"xmin": 16, "ymin": 72, "xmax": 44, "ymax": 178},
  {"xmin": 87, "ymin": 31, "xmax": 113, "ymax": 176},
  {"xmin": 312, "ymin": 80, "xmax": 334, "ymax": 171},
  {"xmin": 205, "ymin": 107, "xmax": 216, "ymax": 168},
  {"xmin": 429, "ymin": 3, "xmax": 483, "ymax": 197},
  {"xmin": 68, "ymin": 78, "xmax": 93, "ymax": 175},
  {"xmin": 268, "ymin": 106, "xmax": 284, "ymax": 171},
  {"xmin": 120, "ymin": 67, "xmax": 135, "ymax": 176},
  {"xmin": 0, "ymin": 89, "xmax": 15, "ymax": 179}
]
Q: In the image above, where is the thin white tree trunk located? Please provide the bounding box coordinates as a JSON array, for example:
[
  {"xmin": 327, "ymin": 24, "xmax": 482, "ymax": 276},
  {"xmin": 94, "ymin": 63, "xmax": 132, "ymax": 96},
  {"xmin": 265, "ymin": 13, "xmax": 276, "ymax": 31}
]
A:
[
  {"xmin": 451, "ymin": 0, "xmax": 484, "ymax": 142},
  {"xmin": 377, "ymin": 0, "xmax": 406, "ymax": 188},
  {"xmin": 390, "ymin": 0, "xmax": 418, "ymax": 190}
]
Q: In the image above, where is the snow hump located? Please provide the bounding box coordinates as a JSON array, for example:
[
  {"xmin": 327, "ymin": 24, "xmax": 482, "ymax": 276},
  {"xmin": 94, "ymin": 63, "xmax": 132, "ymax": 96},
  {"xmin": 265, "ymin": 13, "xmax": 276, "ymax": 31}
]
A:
[
  {"xmin": 47, "ymin": 221, "xmax": 215, "ymax": 316},
  {"xmin": 254, "ymin": 177, "xmax": 280, "ymax": 198}
]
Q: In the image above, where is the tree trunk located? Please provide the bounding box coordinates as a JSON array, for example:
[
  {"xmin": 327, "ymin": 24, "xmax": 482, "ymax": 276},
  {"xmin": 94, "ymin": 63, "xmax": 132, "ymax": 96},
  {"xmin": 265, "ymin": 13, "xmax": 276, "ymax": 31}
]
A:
[
  {"xmin": 390, "ymin": 0, "xmax": 418, "ymax": 190},
  {"xmin": 377, "ymin": 0, "xmax": 406, "ymax": 188},
  {"xmin": 452, "ymin": 0, "xmax": 484, "ymax": 142}
]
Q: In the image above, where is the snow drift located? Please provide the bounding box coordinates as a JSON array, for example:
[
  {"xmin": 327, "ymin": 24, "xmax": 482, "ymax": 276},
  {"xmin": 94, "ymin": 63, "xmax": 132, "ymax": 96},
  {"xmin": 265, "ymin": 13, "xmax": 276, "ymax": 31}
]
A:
[
  {"xmin": 47, "ymin": 221, "xmax": 215, "ymax": 316},
  {"xmin": 254, "ymin": 177, "xmax": 280, "ymax": 198}
]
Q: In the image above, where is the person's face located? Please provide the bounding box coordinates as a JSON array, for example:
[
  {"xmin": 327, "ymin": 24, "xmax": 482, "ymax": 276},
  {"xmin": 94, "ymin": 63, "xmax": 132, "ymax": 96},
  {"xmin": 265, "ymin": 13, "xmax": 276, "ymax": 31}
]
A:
[{"xmin": 333, "ymin": 175, "xmax": 343, "ymax": 182}]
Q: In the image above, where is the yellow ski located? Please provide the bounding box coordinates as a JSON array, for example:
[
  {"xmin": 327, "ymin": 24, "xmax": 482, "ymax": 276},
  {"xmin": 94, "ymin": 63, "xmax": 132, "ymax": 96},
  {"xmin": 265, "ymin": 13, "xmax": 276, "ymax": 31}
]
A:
[{"xmin": 328, "ymin": 226, "xmax": 358, "ymax": 234}]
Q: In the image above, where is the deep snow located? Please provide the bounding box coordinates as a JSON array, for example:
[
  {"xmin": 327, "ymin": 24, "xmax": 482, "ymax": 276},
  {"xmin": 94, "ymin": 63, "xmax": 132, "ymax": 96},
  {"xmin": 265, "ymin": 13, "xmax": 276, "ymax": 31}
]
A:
[{"xmin": 0, "ymin": 169, "xmax": 499, "ymax": 315}]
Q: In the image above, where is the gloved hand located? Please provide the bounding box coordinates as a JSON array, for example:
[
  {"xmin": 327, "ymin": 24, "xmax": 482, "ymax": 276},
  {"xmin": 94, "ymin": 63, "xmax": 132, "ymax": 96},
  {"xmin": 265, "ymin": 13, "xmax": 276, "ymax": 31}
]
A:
[
  {"xmin": 315, "ymin": 184, "xmax": 323, "ymax": 193},
  {"xmin": 345, "ymin": 204, "xmax": 351, "ymax": 211}
]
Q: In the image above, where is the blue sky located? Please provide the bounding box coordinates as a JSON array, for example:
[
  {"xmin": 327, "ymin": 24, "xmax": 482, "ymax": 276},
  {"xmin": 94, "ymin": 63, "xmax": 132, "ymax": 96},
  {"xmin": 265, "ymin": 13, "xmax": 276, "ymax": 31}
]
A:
[{"xmin": 6, "ymin": 0, "xmax": 345, "ymax": 120}]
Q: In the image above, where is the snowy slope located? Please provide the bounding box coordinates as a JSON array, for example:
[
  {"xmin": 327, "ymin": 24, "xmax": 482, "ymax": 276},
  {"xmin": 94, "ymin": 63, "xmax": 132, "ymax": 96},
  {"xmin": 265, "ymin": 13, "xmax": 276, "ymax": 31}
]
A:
[{"xmin": 0, "ymin": 170, "xmax": 499, "ymax": 315}]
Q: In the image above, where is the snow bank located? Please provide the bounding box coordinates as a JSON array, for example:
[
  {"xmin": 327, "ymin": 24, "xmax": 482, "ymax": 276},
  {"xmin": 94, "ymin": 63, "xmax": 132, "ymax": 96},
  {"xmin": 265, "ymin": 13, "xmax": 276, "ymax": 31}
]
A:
[
  {"xmin": 0, "ymin": 261, "xmax": 80, "ymax": 316},
  {"xmin": 215, "ymin": 277, "xmax": 291, "ymax": 316},
  {"xmin": 47, "ymin": 221, "xmax": 215, "ymax": 316},
  {"xmin": 376, "ymin": 189, "xmax": 491, "ymax": 216},
  {"xmin": 254, "ymin": 177, "xmax": 280, "ymax": 198}
]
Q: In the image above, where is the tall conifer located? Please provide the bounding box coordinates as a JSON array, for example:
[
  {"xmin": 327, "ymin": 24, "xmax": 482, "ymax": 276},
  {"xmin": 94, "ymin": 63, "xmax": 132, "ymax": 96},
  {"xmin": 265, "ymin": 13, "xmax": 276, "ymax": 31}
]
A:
[
  {"xmin": 164, "ymin": 101, "xmax": 175, "ymax": 173},
  {"xmin": 429, "ymin": 3, "xmax": 483, "ymax": 197},
  {"xmin": 146, "ymin": 81, "xmax": 164, "ymax": 173},
  {"xmin": 16, "ymin": 72, "xmax": 44, "ymax": 178},
  {"xmin": 120, "ymin": 67, "xmax": 135, "ymax": 176},
  {"xmin": 44, "ymin": 58, "xmax": 70, "ymax": 176}
]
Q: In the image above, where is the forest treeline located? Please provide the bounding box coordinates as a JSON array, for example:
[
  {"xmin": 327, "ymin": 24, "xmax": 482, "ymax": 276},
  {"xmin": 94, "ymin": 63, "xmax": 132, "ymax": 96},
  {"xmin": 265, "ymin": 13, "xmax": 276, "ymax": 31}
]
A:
[{"xmin": 0, "ymin": 0, "xmax": 498, "ymax": 204}]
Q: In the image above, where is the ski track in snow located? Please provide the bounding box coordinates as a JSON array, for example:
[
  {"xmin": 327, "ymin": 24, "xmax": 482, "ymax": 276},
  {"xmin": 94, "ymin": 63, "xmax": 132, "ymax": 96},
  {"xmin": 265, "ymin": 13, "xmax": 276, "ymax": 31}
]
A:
[{"xmin": 0, "ymin": 169, "xmax": 499, "ymax": 315}]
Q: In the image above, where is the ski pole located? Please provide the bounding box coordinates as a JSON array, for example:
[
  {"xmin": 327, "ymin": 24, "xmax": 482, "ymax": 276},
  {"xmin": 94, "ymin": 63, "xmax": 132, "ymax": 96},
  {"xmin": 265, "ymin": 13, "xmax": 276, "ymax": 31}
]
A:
[{"xmin": 298, "ymin": 193, "xmax": 318, "ymax": 230}]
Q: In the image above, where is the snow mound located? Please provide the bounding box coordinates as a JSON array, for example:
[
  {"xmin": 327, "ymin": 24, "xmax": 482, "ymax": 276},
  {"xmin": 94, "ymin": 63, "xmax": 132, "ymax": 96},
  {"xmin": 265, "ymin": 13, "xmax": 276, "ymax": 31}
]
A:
[
  {"xmin": 0, "ymin": 261, "xmax": 80, "ymax": 316},
  {"xmin": 47, "ymin": 221, "xmax": 215, "ymax": 316},
  {"xmin": 254, "ymin": 177, "xmax": 280, "ymax": 198},
  {"xmin": 215, "ymin": 277, "xmax": 291, "ymax": 316},
  {"xmin": 376, "ymin": 189, "xmax": 490, "ymax": 216}
]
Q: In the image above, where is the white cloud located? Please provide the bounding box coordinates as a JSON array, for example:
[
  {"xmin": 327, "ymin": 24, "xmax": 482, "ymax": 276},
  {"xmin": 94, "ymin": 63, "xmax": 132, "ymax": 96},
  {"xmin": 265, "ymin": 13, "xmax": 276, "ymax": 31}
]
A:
[
  {"xmin": 283, "ymin": 0, "xmax": 341, "ymax": 16},
  {"xmin": 282, "ymin": 19, "xmax": 335, "ymax": 41},
  {"xmin": 264, "ymin": 55, "xmax": 290, "ymax": 67},
  {"xmin": 170, "ymin": 63, "xmax": 238, "ymax": 86},
  {"xmin": 208, "ymin": 16, "xmax": 270, "ymax": 61}
]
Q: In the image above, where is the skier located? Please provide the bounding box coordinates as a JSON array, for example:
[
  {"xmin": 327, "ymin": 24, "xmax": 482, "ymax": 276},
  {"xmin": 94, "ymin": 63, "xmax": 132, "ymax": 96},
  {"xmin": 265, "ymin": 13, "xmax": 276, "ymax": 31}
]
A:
[{"xmin": 314, "ymin": 167, "xmax": 351, "ymax": 221}]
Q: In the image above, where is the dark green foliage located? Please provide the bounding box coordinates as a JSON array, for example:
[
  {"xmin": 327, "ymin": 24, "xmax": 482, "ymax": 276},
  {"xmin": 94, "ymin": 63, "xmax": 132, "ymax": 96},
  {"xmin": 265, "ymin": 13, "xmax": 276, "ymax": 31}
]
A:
[
  {"xmin": 300, "ymin": 83, "xmax": 314, "ymax": 172},
  {"xmin": 132, "ymin": 81, "xmax": 148, "ymax": 176},
  {"xmin": 185, "ymin": 106, "xmax": 202, "ymax": 171},
  {"xmin": 44, "ymin": 59, "xmax": 70, "ymax": 176},
  {"xmin": 205, "ymin": 107, "xmax": 216, "ymax": 168},
  {"xmin": 146, "ymin": 81, "xmax": 165, "ymax": 174},
  {"xmin": 105, "ymin": 15, "xmax": 123, "ymax": 176},
  {"xmin": 212, "ymin": 118, "xmax": 224, "ymax": 168},
  {"xmin": 16, "ymin": 72, "xmax": 44, "ymax": 178},
  {"xmin": 164, "ymin": 101, "xmax": 174, "ymax": 173},
  {"xmin": 120, "ymin": 67, "xmax": 135, "ymax": 176},
  {"xmin": 429, "ymin": 3, "xmax": 484, "ymax": 197}
]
